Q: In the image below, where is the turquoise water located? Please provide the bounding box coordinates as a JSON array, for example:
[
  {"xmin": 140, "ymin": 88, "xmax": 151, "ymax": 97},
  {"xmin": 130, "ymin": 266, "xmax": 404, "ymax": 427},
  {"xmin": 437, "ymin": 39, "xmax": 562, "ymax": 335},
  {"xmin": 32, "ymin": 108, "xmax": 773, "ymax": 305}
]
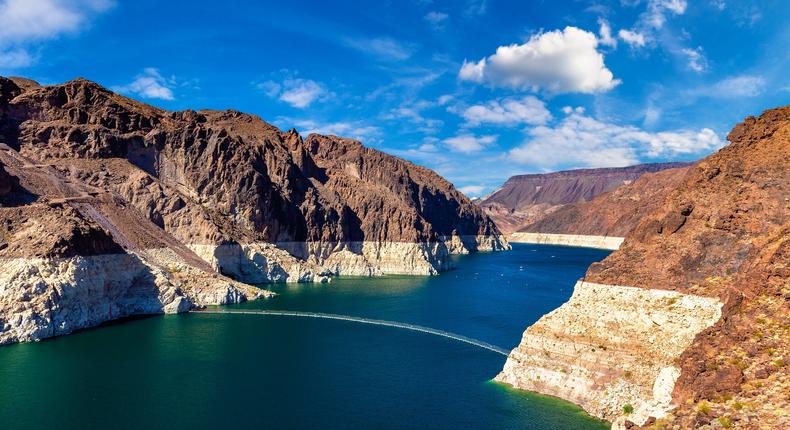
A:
[{"xmin": 0, "ymin": 244, "xmax": 611, "ymax": 430}]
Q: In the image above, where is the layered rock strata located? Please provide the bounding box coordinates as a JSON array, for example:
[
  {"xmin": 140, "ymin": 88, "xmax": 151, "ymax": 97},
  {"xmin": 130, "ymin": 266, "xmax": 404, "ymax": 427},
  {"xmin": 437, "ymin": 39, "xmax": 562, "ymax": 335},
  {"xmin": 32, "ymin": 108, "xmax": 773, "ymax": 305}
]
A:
[
  {"xmin": 0, "ymin": 75, "xmax": 507, "ymax": 344},
  {"xmin": 496, "ymin": 281, "xmax": 722, "ymax": 426},
  {"xmin": 509, "ymin": 233, "xmax": 625, "ymax": 250},
  {"xmin": 0, "ymin": 76, "xmax": 507, "ymax": 284},
  {"xmin": 499, "ymin": 106, "xmax": 789, "ymax": 429},
  {"xmin": 517, "ymin": 166, "xmax": 690, "ymax": 240},
  {"xmin": 479, "ymin": 163, "xmax": 691, "ymax": 235}
]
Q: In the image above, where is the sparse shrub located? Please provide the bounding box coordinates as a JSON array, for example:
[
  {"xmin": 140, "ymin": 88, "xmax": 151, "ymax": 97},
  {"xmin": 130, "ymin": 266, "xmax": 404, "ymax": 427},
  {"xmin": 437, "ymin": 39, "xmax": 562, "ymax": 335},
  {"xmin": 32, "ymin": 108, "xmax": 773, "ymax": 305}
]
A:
[
  {"xmin": 732, "ymin": 402, "xmax": 744, "ymax": 411},
  {"xmin": 623, "ymin": 370, "xmax": 633, "ymax": 379},
  {"xmin": 697, "ymin": 401, "xmax": 711, "ymax": 415},
  {"xmin": 718, "ymin": 416, "xmax": 733, "ymax": 428},
  {"xmin": 623, "ymin": 404, "xmax": 634, "ymax": 415}
]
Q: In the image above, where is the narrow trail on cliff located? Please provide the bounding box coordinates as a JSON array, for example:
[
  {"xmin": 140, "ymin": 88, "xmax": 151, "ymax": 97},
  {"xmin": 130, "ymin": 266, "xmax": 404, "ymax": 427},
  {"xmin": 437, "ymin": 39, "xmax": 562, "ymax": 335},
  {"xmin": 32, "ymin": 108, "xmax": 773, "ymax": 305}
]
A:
[{"xmin": 192, "ymin": 309, "xmax": 511, "ymax": 356}]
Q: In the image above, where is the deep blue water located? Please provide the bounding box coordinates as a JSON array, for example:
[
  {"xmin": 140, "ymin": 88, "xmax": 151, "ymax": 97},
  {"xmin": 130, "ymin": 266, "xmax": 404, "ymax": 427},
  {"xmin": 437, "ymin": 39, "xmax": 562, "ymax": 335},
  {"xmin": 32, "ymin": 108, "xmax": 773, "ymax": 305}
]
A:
[{"xmin": 0, "ymin": 244, "xmax": 611, "ymax": 429}]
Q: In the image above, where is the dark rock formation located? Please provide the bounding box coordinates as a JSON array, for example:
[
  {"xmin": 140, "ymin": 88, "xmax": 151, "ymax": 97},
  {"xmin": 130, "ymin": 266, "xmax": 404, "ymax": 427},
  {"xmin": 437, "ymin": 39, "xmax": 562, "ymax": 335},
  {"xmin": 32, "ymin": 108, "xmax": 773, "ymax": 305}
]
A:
[
  {"xmin": 0, "ymin": 77, "xmax": 503, "ymax": 250},
  {"xmin": 479, "ymin": 162, "xmax": 692, "ymax": 234},
  {"xmin": 518, "ymin": 165, "xmax": 691, "ymax": 237}
]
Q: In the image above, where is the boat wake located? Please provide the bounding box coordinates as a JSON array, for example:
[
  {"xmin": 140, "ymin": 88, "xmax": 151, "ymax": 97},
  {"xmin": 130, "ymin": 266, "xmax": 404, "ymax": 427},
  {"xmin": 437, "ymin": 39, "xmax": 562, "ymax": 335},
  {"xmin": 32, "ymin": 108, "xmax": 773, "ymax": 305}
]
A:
[{"xmin": 193, "ymin": 309, "xmax": 510, "ymax": 356}]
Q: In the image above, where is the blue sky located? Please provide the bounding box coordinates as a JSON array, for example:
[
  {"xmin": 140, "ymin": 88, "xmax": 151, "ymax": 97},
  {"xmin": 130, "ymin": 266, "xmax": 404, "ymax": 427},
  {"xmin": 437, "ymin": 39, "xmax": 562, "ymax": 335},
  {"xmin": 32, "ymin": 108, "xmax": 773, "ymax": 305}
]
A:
[{"xmin": 1, "ymin": 0, "xmax": 788, "ymax": 197}]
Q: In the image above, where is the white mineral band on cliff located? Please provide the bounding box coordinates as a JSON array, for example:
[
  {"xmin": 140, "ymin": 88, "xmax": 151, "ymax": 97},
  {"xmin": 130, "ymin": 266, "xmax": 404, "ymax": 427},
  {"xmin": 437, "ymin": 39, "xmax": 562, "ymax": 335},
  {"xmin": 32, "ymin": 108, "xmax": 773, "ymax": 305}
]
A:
[
  {"xmin": 509, "ymin": 232, "xmax": 625, "ymax": 250},
  {"xmin": 496, "ymin": 281, "xmax": 723, "ymax": 429}
]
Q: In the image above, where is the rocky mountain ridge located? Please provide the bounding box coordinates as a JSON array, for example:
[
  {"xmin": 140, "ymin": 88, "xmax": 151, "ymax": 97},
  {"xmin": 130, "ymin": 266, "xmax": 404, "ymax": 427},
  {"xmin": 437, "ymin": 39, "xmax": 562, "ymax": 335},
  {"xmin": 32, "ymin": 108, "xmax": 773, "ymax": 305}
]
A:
[
  {"xmin": 480, "ymin": 162, "xmax": 691, "ymax": 235},
  {"xmin": 0, "ymin": 76, "xmax": 507, "ymax": 345},
  {"xmin": 518, "ymin": 165, "xmax": 691, "ymax": 238},
  {"xmin": 498, "ymin": 106, "xmax": 789, "ymax": 429}
]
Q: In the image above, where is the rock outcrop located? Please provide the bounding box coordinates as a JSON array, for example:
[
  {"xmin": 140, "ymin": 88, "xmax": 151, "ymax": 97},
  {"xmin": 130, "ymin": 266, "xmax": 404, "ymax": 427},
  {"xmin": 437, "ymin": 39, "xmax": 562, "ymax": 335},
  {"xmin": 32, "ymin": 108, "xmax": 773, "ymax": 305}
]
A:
[
  {"xmin": 510, "ymin": 166, "xmax": 691, "ymax": 249},
  {"xmin": 498, "ymin": 106, "xmax": 789, "ymax": 429},
  {"xmin": 0, "ymin": 76, "xmax": 507, "ymax": 344},
  {"xmin": 479, "ymin": 163, "xmax": 691, "ymax": 235}
]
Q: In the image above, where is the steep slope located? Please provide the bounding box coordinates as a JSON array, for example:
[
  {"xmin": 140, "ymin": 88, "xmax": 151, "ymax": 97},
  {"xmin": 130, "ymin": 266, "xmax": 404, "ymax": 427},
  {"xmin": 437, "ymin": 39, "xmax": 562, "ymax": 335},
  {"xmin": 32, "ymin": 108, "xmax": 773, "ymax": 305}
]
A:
[
  {"xmin": 0, "ymin": 143, "xmax": 265, "ymax": 345},
  {"xmin": 0, "ymin": 76, "xmax": 507, "ymax": 344},
  {"xmin": 0, "ymin": 76, "xmax": 507, "ymax": 282},
  {"xmin": 480, "ymin": 163, "xmax": 691, "ymax": 235},
  {"xmin": 511, "ymin": 166, "xmax": 690, "ymax": 249},
  {"xmin": 497, "ymin": 106, "xmax": 789, "ymax": 429}
]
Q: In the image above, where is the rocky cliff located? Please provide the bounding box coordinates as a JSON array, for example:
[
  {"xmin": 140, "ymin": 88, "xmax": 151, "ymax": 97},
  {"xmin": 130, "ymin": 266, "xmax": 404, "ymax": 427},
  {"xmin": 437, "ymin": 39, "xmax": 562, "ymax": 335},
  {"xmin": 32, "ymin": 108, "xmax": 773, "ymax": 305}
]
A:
[
  {"xmin": 498, "ymin": 106, "xmax": 789, "ymax": 429},
  {"xmin": 0, "ymin": 76, "xmax": 507, "ymax": 344},
  {"xmin": 480, "ymin": 163, "xmax": 691, "ymax": 235},
  {"xmin": 515, "ymin": 166, "xmax": 690, "ymax": 239}
]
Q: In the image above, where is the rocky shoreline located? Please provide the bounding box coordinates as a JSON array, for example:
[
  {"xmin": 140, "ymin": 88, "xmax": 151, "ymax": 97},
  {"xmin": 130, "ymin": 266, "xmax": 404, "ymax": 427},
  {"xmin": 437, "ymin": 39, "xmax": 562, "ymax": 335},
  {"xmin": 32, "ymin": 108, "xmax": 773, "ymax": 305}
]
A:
[{"xmin": 509, "ymin": 233, "xmax": 624, "ymax": 250}]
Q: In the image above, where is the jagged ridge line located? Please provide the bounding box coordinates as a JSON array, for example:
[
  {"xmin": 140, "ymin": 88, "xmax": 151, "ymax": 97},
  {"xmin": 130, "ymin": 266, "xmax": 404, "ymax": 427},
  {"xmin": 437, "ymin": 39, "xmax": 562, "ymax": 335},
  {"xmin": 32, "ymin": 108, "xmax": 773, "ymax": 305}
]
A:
[{"xmin": 193, "ymin": 309, "xmax": 510, "ymax": 356}]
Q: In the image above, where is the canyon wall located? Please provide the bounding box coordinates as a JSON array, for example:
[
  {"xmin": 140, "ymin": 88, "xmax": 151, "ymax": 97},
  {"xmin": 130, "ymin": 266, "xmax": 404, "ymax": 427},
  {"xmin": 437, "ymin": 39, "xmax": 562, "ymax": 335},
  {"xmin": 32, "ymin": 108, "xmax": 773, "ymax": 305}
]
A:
[
  {"xmin": 0, "ymin": 76, "xmax": 506, "ymax": 344},
  {"xmin": 479, "ymin": 163, "xmax": 690, "ymax": 235},
  {"xmin": 499, "ymin": 106, "xmax": 789, "ymax": 429}
]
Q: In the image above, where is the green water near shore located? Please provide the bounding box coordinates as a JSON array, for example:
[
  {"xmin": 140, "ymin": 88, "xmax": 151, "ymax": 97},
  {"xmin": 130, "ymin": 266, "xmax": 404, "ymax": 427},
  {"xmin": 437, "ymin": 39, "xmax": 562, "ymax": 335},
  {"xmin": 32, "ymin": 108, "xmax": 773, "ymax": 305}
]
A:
[{"xmin": 0, "ymin": 244, "xmax": 611, "ymax": 429}]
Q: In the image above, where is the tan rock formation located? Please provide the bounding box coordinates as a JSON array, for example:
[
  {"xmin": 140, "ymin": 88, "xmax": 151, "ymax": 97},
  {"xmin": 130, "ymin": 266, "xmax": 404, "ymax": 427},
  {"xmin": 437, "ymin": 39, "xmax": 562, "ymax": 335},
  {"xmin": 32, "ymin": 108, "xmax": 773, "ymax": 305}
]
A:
[{"xmin": 499, "ymin": 106, "xmax": 789, "ymax": 429}]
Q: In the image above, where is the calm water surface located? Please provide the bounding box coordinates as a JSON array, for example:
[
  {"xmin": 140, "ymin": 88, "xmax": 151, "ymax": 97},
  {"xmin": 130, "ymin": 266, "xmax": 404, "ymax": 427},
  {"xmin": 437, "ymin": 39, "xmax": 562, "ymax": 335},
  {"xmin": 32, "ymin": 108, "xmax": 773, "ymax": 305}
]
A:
[{"xmin": 0, "ymin": 244, "xmax": 611, "ymax": 429}]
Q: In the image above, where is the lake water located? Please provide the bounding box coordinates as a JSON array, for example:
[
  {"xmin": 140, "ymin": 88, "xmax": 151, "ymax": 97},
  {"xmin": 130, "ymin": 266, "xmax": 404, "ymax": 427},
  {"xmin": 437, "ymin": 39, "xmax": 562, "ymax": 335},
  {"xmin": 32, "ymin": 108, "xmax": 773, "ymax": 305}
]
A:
[{"xmin": 0, "ymin": 244, "xmax": 611, "ymax": 429}]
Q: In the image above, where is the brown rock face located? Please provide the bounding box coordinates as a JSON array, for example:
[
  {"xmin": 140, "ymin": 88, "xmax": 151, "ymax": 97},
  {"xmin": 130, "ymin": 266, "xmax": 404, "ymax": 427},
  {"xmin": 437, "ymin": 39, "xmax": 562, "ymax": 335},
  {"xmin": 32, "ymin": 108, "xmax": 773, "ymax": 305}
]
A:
[
  {"xmin": 519, "ymin": 166, "xmax": 691, "ymax": 237},
  {"xmin": 0, "ymin": 161, "xmax": 11, "ymax": 197},
  {"xmin": 584, "ymin": 106, "xmax": 790, "ymax": 428},
  {"xmin": 0, "ymin": 77, "xmax": 502, "ymax": 249},
  {"xmin": 479, "ymin": 162, "xmax": 691, "ymax": 234}
]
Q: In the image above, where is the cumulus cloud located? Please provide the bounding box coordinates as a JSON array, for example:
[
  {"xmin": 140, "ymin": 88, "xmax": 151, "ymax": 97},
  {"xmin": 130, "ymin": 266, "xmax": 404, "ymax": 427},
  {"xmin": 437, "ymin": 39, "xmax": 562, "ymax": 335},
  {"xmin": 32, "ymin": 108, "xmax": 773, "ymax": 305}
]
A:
[
  {"xmin": 257, "ymin": 78, "xmax": 328, "ymax": 108},
  {"xmin": 112, "ymin": 68, "xmax": 175, "ymax": 100},
  {"xmin": 618, "ymin": 29, "xmax": 646, "ymax": 48},
  {"xmin": 444, "ymin": 134, "xmax": 497, "ymax": 153},
  {"xmin": 598, "ymin": 19, "xmax": 617, "ymax": 48},
  {"xmin": 344, "ymin": 37, "xmax": 415, "ymax": 61},
  {"xmin": 458, "ymin": 26, "xmax": 620, "ymax": 94},
  {"xmin": 0, "ymin": 0, "xmax": 114, "ymax": 67},
  {"xmin": 460, "ymin": 96, "xmax": 552, "ymax": 127},
  {"xmin": 508, "ymin": 110, "xmax": 723, "ymax": 169}
]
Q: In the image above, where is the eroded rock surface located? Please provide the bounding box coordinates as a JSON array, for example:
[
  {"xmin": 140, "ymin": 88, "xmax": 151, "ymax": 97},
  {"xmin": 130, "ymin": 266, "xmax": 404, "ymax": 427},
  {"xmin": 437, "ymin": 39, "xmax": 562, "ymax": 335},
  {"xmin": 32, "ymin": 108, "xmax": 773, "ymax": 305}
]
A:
[
  {"xmin": 479, "ymin": 163, "xmax": 690, "ymax": 235},
  {"xmin": 500, "ymin": 106, "xmax": 789, "ymax": 429},
  {"xmin": 0, "ymin": 76, "xmax": 506, "ymax": 344}
]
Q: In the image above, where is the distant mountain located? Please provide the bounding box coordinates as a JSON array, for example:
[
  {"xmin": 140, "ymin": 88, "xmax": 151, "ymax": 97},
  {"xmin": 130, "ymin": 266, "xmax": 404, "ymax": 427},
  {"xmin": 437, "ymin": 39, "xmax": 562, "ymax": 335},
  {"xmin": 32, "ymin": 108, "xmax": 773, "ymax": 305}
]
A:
[
  {"xmin": 479, "ymin": 162, "xmax": 692, "ymax": 234},
  {"xmin": 518, "ymin": 165, "xmax": 691, "ymax": 237}
]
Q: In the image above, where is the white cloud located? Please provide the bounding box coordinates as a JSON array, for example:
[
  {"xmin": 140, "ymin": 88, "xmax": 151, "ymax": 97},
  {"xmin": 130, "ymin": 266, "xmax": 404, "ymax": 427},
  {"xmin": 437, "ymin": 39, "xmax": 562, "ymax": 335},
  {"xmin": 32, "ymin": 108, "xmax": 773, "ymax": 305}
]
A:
[
  {"xmin": 598, "ymin": 19, "xmax": 617, "ymax": 48},
  {"xmin": 0, "ymin": 48, "xmax": 33, "ymax": 68},
  {"xmin": 681, "ymin": 47, "xmax": 706, "ymax": 72},
  {"xmin": 112, "ymin": 68, "xmax": 175, "ymax": 100},
  {"xmin": 381, "ymin": 99, "xmax": 444, "ymax": 133},
  {"xmin": 458, "ymin": 26, "xmax": 620, "ymax": 94},
  {"xmin": 424, "ymin": 11, "xmax": 448, "ymax": 29},
  {"xmin": 257, "ymin": 78, "xmax": 328, "ymax": 108},
  {"xmin": 644, "ymin": 0, "xmax": 687, "ymax": 29},
  {"xmin": 0, "ymin": 0, "xmax": 114, "ymax": 68},
  {"xmin": 279, "ymin": 79, "xmax": 326, "ymax": 108},
  {"xmin": 459, "ymin": 184, "xmax": 486, "ymax": 197},
  {"xmin": 285, "ymin": 118, "xmax": 380, "ymax": 141},
  {"xmin": 685, "ymin": 75, "xmax": 766, "ymax": 98},
  {"xmin": 344, "ymin": 37, "xmax": 415, "ymax": 61},
  {"xmin": 508, "ymin": 111, "xmax": 723, "ymax": 169},
  {"xmin": 618, "ymin": 29, "xmax": 646, "ymax": 48},
  {"xmin": 460, "ymin": 96, "xmax": 552, "ymax": 127},
  {"xmin": 443, "ymin": 134, "xmax": 497, "ymax": 153}
]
